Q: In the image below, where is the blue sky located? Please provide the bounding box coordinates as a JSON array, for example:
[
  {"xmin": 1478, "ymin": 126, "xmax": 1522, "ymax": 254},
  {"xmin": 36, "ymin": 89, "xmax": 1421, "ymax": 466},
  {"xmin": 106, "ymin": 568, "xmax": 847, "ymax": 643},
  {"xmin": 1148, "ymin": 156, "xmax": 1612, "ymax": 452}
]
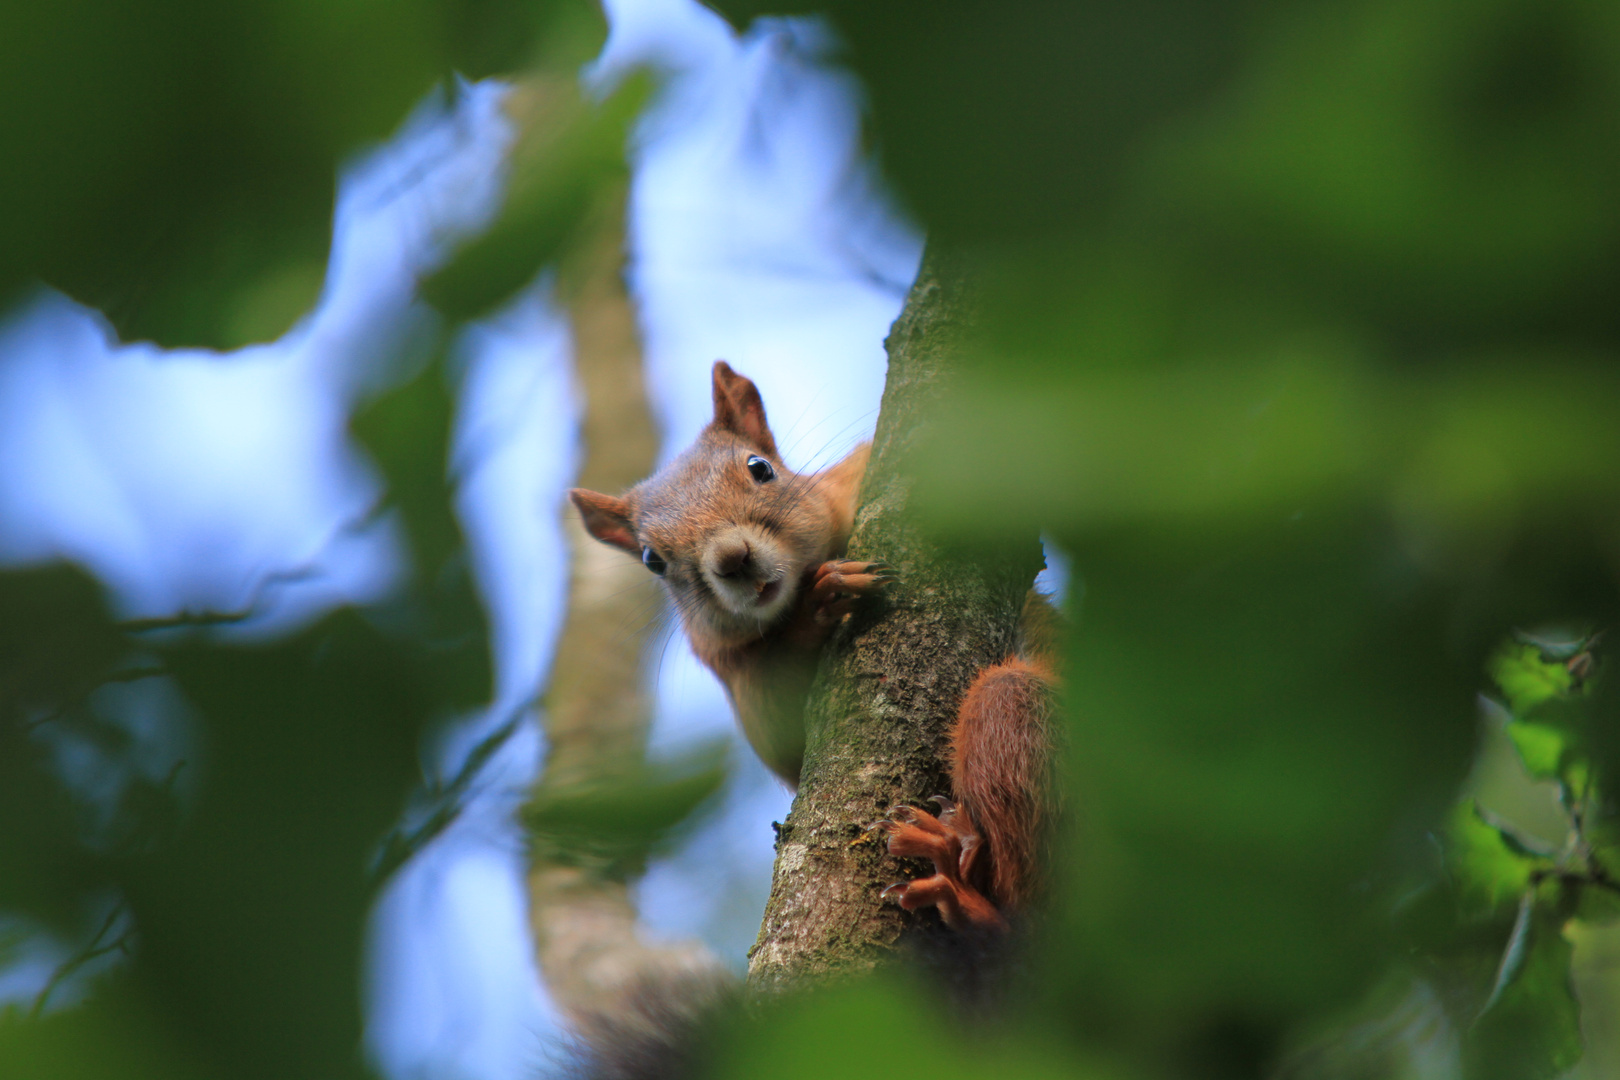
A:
[{"xmin": 0, "ymin": 1, "xmax": 921, "ymax": 1076}]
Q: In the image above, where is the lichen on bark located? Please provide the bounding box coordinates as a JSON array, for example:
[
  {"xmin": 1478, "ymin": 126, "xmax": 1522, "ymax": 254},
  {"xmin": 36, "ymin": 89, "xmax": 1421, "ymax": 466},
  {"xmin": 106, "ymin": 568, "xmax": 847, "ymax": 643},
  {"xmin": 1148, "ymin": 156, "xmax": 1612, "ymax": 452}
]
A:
[{"xmin": 747, "ymin": 246, "xmax": 1044, "ymax": 990}]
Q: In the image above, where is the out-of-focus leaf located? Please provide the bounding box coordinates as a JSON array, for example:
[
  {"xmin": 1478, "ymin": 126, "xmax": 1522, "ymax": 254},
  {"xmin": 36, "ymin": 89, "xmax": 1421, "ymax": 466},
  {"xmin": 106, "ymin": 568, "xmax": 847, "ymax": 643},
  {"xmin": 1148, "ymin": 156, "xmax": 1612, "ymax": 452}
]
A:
[
  {"xmin": 1030, "ymin": 514, "xmax": 1478, "ymax": 1072},
  {"xmin": 1165, "ymin": 0, "xmax": 1620, "ymax": 333},
  {"xmin": 916, "ymin": 359, "xmax": 1620, "ymax": 551},
  {"xmin": 0, "ymin": 565, "xmax": 124, "ymax": 717},
  {"xmin": 0, "ymin": 566, "xmax": 124, "ymax": 925},
  {"xmin": 421, "ymin": 72, "xmax": 650, "ymax": 321},
  {"xmin": 0, "ymin": 0, "xmax": 607, "ymax": 348},
  {"xmin": 1573, "ymin": 880, "xmax": 1620, "ymax": 927},
  {"xmin": 709, "ymin": 972, "xmax": 1125, "ymax": 1080},
  {"xmin": 1449, "ymin": 802, "xmax": 1539, "ymax": 918},
  {"xmin": 0, "ymin": 985, "xmax": 208, "ymax": 1080},
  {"xmin": 707, "ymin": 0, "xmax": 1251, "ymax": 245},
  {"xmin": 524, "ymin": 744, "xmax": 728, "ymax": 878},
  {"xmin": 1465, "ymin": 905, "xmax": 1582, "ymax": 1080},
  {"xmin": 353, "ymin": 358, "xmax": 459, "ymax": 573},
  {"xmin": 1505, "ymin": 722, "xmax": 1567, "ymax": 782},
  {"xmin": 1473, "ymin": 804, "xmax": 1558, "ymax": 861},
  {"xmin": 135, "ymin": 610, "xmax": 428, "ymax": 1079},
  {"xmin": 351, "ymin": 357, "xmax": 492, "ymax": 712},
  {"xmin": 1492, "ymin": 642, "xmax": 1573, "ymax": 719},
  {"xmin": 1476, "ymin": 890, "xmax": 1535, "ymax": 1021}
]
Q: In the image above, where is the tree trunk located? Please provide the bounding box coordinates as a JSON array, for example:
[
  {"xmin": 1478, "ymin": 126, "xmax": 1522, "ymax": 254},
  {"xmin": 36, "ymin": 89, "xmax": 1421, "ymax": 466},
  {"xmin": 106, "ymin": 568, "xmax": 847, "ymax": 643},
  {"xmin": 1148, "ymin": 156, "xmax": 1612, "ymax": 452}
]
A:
[{"xmin": 747, "ymin": 246, "xmax": 1044, "ymax": 990}]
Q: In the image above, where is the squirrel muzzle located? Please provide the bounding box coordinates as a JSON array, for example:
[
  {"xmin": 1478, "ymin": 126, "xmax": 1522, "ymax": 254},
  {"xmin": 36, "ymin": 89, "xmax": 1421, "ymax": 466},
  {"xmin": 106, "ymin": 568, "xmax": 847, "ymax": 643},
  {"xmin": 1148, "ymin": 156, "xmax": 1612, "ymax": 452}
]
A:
[{"xmin": 701, "ymin": 525, "xmax": 792, "ymax": 622}]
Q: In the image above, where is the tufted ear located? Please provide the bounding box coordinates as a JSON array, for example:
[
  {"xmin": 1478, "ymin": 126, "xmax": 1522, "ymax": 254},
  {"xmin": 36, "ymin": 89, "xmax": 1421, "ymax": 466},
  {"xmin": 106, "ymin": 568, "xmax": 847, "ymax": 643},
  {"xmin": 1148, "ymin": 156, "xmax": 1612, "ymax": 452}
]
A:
[
  {"xmin": 710, "ymin": 361, "xmax": 778, "ymax": 456},
  {"xmin": 570, "ymin": 489, "xmax": 639, "ymax": 555}
]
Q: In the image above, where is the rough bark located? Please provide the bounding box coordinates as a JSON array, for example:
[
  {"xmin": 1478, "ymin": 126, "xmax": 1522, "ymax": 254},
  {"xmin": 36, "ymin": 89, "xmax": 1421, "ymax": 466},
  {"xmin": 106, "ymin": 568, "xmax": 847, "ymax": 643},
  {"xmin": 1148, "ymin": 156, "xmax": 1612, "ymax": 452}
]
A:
[
  {"xmin": 526, "ymin": 179, "xmax": 731, "ymax": 1050},
  {"xmin": 747, "ymin": 246, "xmax": 1044, "ymax": 989}
]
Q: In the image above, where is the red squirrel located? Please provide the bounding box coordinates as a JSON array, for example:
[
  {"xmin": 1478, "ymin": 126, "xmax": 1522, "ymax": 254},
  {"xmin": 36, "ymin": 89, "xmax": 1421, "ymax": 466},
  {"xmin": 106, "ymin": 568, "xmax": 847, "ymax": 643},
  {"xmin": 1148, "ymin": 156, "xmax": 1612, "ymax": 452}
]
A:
[{"xmin": 570, "ymin": 361, "xmax": 1055, "ymax": 933}]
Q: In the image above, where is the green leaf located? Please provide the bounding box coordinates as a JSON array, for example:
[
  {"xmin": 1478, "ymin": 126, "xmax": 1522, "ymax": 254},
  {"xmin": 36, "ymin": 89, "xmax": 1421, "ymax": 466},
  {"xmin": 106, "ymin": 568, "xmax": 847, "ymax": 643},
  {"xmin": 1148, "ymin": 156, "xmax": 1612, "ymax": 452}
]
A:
[
  {"xmin": 1476, "ymin": 890, "xmax": 1534, "ymax": 1021},
  {"xmin": 148, "ymin": 609, "xmax": 432, "ymax": 1078},
  {"xmin": 1465, "ymin": 904, "xmax": 1583, "ymax": 1080},
  {"xmin": 421, "ymin": 72, "xmax": 651, "ymax": 321},
  {"xmin": 0, "ymin": 985, "xmax": 209, "ymax": 1080},
  {"xmin": 0, "ymin": 565, "xmax": 126, "ymax": 924},
  {"xmin": 351, "ymin": 356, "xmax": 493, "ymax": 712},
  {"xmin": 0, "ymin": 564, "xmax": 124, "ymax": 716},
  {"xmin": 523, "ymin": 744, "xmax": 729, "ymax": 878},
  {"xmin": 1449, "ymin": 802, "xmax": 1539, "ymax": 917},
  {"xmin": 1491, "ymin": 643, "xmax": 1573, "ymax": 719},
  {"xmin": 710, "ymin": 973, "xmax": 1126, "ymax": 1080},
  {"xmin": 1573, "ymin": 880, "xmax": 1620, "ymax": 926},
  {"xmin": 1474, "ymin": 804, "xmax": 1558, "ymax": 861},
  {"xmin": 1506, "ymin": 722, "xmax": 1568, "ymax": 782},
  {"xmin": 1, "ymin": 0, "xmax": 607, "ymax": 348}
]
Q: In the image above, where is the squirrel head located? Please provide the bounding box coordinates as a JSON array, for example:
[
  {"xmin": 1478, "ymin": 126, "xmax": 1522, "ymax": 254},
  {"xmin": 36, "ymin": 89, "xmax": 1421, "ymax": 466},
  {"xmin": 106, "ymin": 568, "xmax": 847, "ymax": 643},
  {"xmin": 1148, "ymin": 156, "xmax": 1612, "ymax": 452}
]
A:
[{"xmin": 571, "ymin": 362, "xmax": 833, "ymax": 644}]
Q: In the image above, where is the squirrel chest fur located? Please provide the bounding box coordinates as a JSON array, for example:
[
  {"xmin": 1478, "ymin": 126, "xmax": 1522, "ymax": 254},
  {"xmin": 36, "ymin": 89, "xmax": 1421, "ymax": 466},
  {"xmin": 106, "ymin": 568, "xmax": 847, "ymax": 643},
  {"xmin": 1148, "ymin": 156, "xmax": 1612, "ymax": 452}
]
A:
[{"xmin": 571, "ymin": 361, "xmax": 1055, "ymax": 932}]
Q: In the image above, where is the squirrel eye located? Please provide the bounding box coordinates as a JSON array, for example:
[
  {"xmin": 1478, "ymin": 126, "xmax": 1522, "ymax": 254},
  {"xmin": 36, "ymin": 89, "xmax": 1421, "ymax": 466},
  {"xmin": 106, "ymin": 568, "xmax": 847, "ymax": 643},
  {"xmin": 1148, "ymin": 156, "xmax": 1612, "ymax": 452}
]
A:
[
  {"xmin": 746, "ymin": 455, "xmax": 775, "ymax": 483},
  {"xmin": 642, "ymin": 546, "xmax": 667, "ymax": 576}
]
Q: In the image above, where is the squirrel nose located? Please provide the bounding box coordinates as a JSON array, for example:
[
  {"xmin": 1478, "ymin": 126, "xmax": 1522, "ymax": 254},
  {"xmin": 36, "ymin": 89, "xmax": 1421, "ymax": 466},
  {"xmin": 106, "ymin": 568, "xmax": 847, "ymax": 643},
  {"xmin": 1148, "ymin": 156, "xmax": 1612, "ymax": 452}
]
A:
[{"xmin": 713, "ymin": 541, "xmax": 752, "ymax": 578}]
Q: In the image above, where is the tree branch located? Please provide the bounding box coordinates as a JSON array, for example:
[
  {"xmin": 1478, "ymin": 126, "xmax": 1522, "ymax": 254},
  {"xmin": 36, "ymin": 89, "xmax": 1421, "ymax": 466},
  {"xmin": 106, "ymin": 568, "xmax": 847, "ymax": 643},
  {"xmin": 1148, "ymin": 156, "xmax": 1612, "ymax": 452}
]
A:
[{"xmin": 748, "ymin": 246, "xmax": 1043, "ymax": 989}]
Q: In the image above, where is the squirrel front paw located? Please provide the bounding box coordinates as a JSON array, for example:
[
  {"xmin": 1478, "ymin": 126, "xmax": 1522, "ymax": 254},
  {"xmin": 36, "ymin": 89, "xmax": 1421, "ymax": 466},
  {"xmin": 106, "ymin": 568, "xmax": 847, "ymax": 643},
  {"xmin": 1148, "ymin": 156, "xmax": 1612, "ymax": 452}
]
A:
[
  {"xmin": 782, "ymin": 560, "xmax": 896, "ymax": 648},
  {"xmin": 868, "ymin": 797, "xmax": 1007, "ymax": 934},
  {"xmin": 808, "ymin": 559, "xmax": 895, "ymax": 624}
]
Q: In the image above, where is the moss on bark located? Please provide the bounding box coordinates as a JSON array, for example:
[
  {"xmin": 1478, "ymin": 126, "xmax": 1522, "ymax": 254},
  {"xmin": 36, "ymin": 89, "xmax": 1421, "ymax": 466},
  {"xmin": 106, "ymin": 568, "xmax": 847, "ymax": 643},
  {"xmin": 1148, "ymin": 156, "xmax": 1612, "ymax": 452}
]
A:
[{"xmin": 747, "ymin": 247, "xmax": 1043, "ymax": 989}]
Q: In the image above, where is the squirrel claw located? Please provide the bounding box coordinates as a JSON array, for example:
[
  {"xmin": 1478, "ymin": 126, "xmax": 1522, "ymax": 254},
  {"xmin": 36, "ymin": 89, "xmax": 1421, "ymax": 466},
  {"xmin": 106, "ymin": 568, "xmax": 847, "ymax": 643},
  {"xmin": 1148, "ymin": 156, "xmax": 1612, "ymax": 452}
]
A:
[
  {"xmin": 873, "ymin": 800, "xmax": 1008, "ymax": 934},
  {"xmin": 811, "ymin": 560, "xmax": 894, "ymax": 599},
  {"xmin": 927, "ymin": 795, "xmax": 976, "ymax": 839}
]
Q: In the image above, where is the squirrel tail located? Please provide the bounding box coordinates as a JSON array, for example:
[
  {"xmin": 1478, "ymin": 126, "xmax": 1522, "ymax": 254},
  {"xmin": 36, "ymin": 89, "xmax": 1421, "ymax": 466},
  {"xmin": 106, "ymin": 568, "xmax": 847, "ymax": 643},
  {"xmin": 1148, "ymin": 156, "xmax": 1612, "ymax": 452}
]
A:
[{"xmin": 948, "ymin": 594, "xmax": 1060, "ymax": 912}]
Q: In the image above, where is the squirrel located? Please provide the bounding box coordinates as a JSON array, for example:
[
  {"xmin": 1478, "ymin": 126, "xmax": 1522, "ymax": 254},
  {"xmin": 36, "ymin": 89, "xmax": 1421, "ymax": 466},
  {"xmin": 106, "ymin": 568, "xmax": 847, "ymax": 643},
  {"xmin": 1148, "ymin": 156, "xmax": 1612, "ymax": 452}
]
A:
[{"xmin": 570, "ymin": 361, "xmax": 1056, "ymax": 934}]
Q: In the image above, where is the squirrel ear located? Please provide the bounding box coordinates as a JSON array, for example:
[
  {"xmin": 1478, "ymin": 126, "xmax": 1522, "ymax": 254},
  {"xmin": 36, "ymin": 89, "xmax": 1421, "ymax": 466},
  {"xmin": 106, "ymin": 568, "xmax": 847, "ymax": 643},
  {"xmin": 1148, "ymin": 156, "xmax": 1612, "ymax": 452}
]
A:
[
  {"xmin": 570, "ymin": 489, "xmax": 640, "ymax": 555},
  {"xmin": 710, "ymin": 361, "xmax": 778, "ymax": 456}
]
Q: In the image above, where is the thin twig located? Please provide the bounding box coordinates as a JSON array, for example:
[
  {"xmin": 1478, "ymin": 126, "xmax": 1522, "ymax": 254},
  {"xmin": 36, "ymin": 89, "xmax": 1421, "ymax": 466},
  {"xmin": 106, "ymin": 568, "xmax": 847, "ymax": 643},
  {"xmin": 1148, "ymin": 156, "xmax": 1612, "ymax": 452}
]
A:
[
  {"xmin": 118, "ymin": 610, "xmax": 252, "ymax": 633},
  {"xmin": 23, "ymin": 665, "xmax": 170, "ymax": 732},
  {"xmin": 30, "ymin": 903, "xmax": 132, "ymax": 1018},
  {"xmin": 369, "ymin": 704, "xmax": 532, "ymax": 885}
]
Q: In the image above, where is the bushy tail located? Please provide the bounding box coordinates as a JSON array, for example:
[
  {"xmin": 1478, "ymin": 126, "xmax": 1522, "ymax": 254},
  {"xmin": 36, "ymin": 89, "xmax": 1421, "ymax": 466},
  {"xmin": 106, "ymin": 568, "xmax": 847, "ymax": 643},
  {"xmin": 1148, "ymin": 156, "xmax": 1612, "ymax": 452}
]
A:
[{"xmin": 948, "ymin": 649, "xmax": 1058, "ymax": 911}]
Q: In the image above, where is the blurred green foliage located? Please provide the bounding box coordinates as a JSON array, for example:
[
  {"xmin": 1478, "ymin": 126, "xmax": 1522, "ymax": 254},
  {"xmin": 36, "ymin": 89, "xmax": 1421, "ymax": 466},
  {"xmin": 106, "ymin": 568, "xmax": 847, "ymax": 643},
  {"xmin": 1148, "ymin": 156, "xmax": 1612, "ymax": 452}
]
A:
[
  {"xmin": 0, "ymin": 357, "xmax": 480, "ymax": 1077},
  {"xmin": 698, "ymin": 1, "xmax": 1620, "ymax": 1077},
  {"xmin": 421, "ymin": 73, "xmax": 650, "ymax": 323},
  {"xmin": 0, "ymin": 0, "xmax": 606, "ymax": 347},
  {"xmin": 523, "ymin": 743, "xmax": 728, "ymax": 879},
  {"xmin": 0, "ymin": 0, "xmax": 688, "ymax": 1067}
]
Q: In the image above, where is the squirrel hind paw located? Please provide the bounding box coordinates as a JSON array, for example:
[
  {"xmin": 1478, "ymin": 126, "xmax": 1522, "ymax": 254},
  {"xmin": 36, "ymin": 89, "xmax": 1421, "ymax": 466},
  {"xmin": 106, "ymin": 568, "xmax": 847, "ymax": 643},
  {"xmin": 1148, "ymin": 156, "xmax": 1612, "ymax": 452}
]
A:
[
  {"xmin": 878, "ymin": 811, "xmax": 959, "ymax": 865},
  {"xmin": 880, "ymin": 875, "xmax": 1008, "ymax": 934},
  {"xmin": 876, "ymin": 800, "xmax": 1008, "ymax": 934},
  {"xmin": 885, "ymin": 801, "xmax": 953, "ymax": 835},
  {"xmin": 927, "ymin": 795, "xmax": 968, "ymax": 834}
]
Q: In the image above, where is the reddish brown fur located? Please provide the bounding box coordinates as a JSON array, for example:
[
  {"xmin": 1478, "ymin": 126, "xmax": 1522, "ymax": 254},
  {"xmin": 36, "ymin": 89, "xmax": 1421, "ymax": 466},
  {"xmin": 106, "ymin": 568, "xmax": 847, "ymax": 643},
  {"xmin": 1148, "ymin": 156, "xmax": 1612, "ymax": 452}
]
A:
[
  {"xmin": 573, "ymin": 361, "xmax": 1056, "ymax": 932},
  {"xmin": 950, "ymin": 654, "xmax": 1057, "ymax": 910},
  {"xmin": 873, "ymin": 801, "xmax": 1009, "ymax": 933},
  {"xmin": 570, "ymin": 363, "xmax": 879, "ymax": 784}
]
